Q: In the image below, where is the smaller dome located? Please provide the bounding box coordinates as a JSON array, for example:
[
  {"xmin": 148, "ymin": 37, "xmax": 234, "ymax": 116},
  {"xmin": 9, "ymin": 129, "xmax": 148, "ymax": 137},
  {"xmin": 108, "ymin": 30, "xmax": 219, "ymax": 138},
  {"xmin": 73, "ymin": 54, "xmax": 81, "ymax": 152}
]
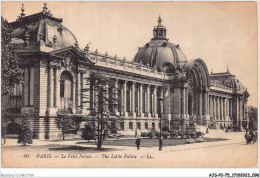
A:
[
  {"xmin": 210, "ymin": 72, "xmax": 246, "ymax": 93},
  {"xmin": 226, "ymin": 78, "xmax": 245, "ymax": 92},
  {"xmin": 10, "ymin": 5, "xmax": 78, "ymax": 49}
]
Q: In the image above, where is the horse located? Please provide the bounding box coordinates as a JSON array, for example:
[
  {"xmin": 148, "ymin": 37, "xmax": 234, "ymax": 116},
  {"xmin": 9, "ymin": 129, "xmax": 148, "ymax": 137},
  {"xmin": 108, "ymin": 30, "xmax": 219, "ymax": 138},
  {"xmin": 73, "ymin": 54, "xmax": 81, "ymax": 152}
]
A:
[{"xmin": 245, "ymin": 132, "xmax": 258, "ymax": 144}]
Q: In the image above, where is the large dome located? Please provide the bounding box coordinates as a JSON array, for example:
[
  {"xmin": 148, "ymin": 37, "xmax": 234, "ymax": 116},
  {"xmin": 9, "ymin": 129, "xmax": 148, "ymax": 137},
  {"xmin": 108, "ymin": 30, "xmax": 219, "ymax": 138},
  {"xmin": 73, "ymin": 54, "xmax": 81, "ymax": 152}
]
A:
[{"xmin": 134, "ymin": 16, "xmax": 187, "ymax": 72}]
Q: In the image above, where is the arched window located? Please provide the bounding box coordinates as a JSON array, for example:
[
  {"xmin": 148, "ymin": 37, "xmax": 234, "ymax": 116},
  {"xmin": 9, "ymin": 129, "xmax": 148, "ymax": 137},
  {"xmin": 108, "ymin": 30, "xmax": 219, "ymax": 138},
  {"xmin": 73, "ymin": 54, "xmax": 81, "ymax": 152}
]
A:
[{"xmin": 60, "ymin": 71, "xmax": 73, "ymax": 110}]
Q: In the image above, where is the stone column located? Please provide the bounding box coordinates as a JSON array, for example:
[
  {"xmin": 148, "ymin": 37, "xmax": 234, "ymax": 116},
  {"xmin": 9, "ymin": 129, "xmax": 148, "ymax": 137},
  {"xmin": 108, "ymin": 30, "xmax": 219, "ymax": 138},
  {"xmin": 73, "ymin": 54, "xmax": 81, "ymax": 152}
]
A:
[
  {"xmin": 72, "ymin": 80, "xmax": 76, "ymax": 111},
  {"xmin": 80, "ymin": 71, "xmax": 83, "ymax": 109},
  {"xmin": 181, "ymin": 87, "xmax": 185, "ymax": 117},
  {"xmin": 56, "ymin": 69, "xmax": 60, "ymax": 109},
  {"xmin": 48, "ymin": 66, "xmax": 54, "ymax": 107},
  {"xmin": 160, "ymin": 87, "xmax": 164, "ymax": 117},
  {"xmin": 137, "ymin": 84, "xmax": 140, "ymax": 113},
  {"xmin": 204, "ymin": 92, "xmax": 207, "ymax": 115},
  {"xmin": 24, "ymin": 68, "xmax": 28, "ymax": 106},
  {"xmin": 239, "ymin": 97, "xmax": 243, "ymax": 130},
  {"xmin": 140, "ymin": 84, "xmax": 144, "ymax": 117},
  {"xmin": 77, "ymin": 71, "xmax": 81, "ymax": 109},
  {"xmin": 132, "ymin": 82, "xmax": 136, "ymax": 117},
  {"xmin": 185, "ymin": 88, "xmax": 188, "ymax": 117},
  {"xmin": 105, "ymin": 83, "xmax": 109, "ymax": 112},
  {"xmin": 154, "ymin": 86, "xmax": 158, "ymax": 118},
  {"xmin": 54, "ymin": 68, "xmax": 58, "ymax": 107},
  {"xmin": 226, "ymin": 98, "xmax": 228, "ymax": 119},
  {"xmin": 216, "ymin": 97, "xmax": 219, "ymax": 120},
  {"xmin": 123, "ymin": 81, "xmax": 128, "ymax": 117},
  {"xmin": 30, "ymin": 67, "xmax": 34, "ymax": 106},
  {"xmin": 115, "ymin": 79, "xmax": 119, "ymax": 115},
  {"xmin": 226, "ymin": 98, "xmax": 229, "ymax": 121},
  {"xmin": 81, "ymin": 71, "xmax": 89, "ymax": 114},
  {"xmin": 203, "ymin": 91, "xmax": 210, "ymax": 125},
  {"xmin": 230, "ymin": 99, "xmax": 232, "ymax": 119},
  {"xmin": 207, "ymin": 92, "xmax": 210, "ymax": 115},
  {"xmin": 223, "ymin": 97, "xmax": 225, "ymax": 120},
  {"xmin": 47, "ymin": 65, "xmax": 56, "ymax": 115},
  {"xmin": 147, "ymin": 85, "xmax": 151, "ymax": 118},
  {"xmin": 219, "ymin": 97, "xmax": 222, "ymax": 120},
  {"xmin": 199, "ymin": 92, "xmax": 202, "ymax": 123},
  {"xmin": 211, "ymin": 95, "xmax": 216, "ymax": 120},
  {"xmin": 221, "ymin": 97, "xmax": 223, "ymax": 120},
  {"xmin": 208, "ymin": 95, "xmax": 212, "ymax": 116}
]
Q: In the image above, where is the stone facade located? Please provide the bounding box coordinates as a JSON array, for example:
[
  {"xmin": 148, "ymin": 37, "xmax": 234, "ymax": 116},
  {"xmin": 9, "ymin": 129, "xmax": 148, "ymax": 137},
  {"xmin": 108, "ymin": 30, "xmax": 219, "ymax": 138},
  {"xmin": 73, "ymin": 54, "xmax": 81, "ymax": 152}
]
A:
[{"xmin": 2, "ymin": 5, "xmax": 250, "ymax": 139}]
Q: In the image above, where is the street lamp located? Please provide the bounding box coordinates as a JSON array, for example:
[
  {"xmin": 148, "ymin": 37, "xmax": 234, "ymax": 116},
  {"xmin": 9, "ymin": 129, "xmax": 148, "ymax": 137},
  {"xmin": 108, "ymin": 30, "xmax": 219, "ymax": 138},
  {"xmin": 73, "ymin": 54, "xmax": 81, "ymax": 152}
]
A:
[
  {"xmin": 158, "ymin": 65, "xmax": 166, "ymax": 151},
  {"xmin": 158, "ymin": 97, "xmax": 163, "ymax": 151}
]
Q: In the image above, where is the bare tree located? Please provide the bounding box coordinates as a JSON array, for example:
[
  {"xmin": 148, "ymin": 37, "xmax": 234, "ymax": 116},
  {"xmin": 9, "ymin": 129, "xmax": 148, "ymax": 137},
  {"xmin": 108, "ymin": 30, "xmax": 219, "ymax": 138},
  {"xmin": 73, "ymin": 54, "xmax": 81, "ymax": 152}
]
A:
[{"xmin": 83, "ymin": 72, "xmax": 122, "ymax": 150}]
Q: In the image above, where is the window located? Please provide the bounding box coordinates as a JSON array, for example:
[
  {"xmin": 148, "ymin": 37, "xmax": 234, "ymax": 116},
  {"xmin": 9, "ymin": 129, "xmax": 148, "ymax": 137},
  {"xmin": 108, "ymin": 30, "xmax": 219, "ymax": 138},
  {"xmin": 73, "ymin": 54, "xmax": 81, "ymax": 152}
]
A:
[
  {"xmin": 9, "ymin": 83, "xmax": 23, "ymax": 112},
  {"xmin": 145, "ymin": 122, "xmax": 148, "ymax": 130},
  {"xmin": 60, "ymin": 71, "xmax": 73, "ymax": 110},
  {"xmin": 137, "ymin": 122, "xmax": 141, "ymax": 130},
  {"xmin": 152, "ymin": 122, "xmax": 155, "ymax": 130},
  {"xmin": 129, "ymin": 122, "xmax": 133, "ymax": 130}
]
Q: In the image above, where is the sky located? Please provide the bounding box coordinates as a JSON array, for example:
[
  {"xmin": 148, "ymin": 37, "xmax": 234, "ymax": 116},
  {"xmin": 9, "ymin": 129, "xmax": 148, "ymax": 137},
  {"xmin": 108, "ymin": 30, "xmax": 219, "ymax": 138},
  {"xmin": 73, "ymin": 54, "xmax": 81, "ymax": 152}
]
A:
[{"xmin": 1, "ymin": 1, "xmax": 258, "ymax": 107}]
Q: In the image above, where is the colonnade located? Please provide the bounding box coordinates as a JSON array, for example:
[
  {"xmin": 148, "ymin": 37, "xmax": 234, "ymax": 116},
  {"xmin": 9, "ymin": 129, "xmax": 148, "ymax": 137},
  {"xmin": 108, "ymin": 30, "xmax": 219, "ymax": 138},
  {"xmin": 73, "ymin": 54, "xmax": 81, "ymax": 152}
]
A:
[
  {"xmin": 209, "ymin": 94, "xmax": 232, "ymax": 123},
  {"xmin": 93, "ymin": 79, "xmax": 164, "ymax": 118}
]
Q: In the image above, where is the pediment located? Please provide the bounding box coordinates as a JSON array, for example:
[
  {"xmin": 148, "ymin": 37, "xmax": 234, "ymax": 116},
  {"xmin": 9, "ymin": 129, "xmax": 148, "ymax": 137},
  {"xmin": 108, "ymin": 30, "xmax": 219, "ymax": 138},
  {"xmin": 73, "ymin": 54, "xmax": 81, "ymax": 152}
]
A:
[{"xmin": 49, "ymin": 46, "xmax": 94, "ymax": 65}]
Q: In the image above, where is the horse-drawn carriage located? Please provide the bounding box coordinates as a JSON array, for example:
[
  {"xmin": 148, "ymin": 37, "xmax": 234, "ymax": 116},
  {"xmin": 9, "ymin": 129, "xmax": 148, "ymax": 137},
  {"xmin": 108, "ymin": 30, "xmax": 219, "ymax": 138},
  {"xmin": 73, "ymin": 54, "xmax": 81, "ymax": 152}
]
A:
[{"xmin": 245, "ymin": 131, "xmax": 257, "ymax": 144}]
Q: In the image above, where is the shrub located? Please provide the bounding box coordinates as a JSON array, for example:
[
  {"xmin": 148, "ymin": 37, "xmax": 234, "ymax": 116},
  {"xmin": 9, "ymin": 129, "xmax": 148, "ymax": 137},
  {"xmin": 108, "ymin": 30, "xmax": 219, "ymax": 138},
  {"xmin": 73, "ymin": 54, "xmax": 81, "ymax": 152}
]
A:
[
  {"xmin": 32, "ymin": 131, "xmax": 39, "ymax": 139},
  {"xmin": 141, "ymin": 132, "xmax": 148, "ymax": 137},
  {"xmin": 196, "ymin": 131, "xmax": 205, "ymax": 138},
  {"xmin": 147, "ymin": 131, "xmax": 155, "ymax": 138},
  {"xmin": 162, "ymin": 124, "xmax": 169, "ymax": 131},
  {"xmin": 178, "ymin": 131, "xmax": 185, "ymax": 139},
  {"xmin": 155, "ymin": 131, "xmax": 160, "ymax": 138},
  {"xmin": 170, "ymin": 131, "xmax": 178, "ymax": 138},
  {"xmin": 190, "ymin": 131, "xmax": 197, "ymax": 138},
  {"xmin": 110, "ymin": 127, "xmax": 118, "ymax": 134},
  {"xmin": 162, "ymin": 131, "xmax": 170, "ymax": 138},
  {"xmin": 17, "ymin": 115, "xmax": 33, "ymax": 146},
  {"xmin": 184, "ymin": 130, "xmax": 193, "ymax": 138},
  {"xmin": 81, "ymin": 124, "xmax": 95, "ymax": 141},
  {"xmin": 56, "ymin": 114, "xmax": 75, "ymax": 140}
]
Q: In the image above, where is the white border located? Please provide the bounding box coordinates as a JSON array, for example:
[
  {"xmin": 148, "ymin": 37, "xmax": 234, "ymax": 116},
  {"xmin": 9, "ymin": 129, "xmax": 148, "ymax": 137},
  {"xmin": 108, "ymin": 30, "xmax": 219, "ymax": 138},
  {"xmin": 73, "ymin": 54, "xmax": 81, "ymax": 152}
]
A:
[{"xmin": 0, "ymin": 0, "xmax": 259, "ymax": 177}]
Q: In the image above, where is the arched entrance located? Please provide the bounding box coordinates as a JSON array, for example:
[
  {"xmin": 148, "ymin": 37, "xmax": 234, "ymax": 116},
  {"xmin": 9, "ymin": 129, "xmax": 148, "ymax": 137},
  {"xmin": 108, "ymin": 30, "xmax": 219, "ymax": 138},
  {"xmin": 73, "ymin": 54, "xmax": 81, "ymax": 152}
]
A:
[
  {"xmin": 60, "ymin": 71, "xmax": 73, "ymax": 110},
  {"xmin": 184, "ymin": 59, "xmax": 210, "ymax": 124}
]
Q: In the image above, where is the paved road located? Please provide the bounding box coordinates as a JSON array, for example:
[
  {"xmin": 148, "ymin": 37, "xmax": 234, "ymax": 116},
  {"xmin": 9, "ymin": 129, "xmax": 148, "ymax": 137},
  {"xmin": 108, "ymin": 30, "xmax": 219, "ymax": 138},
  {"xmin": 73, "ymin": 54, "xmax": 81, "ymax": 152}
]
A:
[{"xmin": 1, "ymin": 130, "xmax": 258, "ymax": 168}]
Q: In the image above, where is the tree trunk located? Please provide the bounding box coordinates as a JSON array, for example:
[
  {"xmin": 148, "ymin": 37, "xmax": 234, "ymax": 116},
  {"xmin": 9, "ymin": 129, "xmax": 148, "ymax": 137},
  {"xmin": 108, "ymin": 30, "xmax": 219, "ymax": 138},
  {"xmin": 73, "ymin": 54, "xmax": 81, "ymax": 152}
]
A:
[
  {"xmin": 63, "ymin": 133, "xmax": 65, "ymax": 140},
  {"xmin": 97, "ymin": 139, "xmax": 102, "ymax": 150}
]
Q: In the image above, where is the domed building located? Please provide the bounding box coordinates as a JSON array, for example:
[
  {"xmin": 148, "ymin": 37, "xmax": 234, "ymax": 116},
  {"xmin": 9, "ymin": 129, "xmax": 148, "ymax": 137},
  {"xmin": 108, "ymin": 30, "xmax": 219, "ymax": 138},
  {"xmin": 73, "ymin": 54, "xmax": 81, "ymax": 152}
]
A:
[
  {"xmin": 134, "ymin": 16, "xmax": 187, "ymax": 72},
  {"xmin": 2, "ymin": 4, "xmax": 249, "ymax": 139}
]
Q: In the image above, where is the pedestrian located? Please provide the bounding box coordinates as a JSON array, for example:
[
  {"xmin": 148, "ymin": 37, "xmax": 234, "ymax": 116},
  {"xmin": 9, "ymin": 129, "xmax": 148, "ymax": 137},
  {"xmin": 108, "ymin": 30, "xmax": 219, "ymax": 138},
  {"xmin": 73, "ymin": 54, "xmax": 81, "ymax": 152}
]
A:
[
  {"xmin": 135, "ymin": 136, "xmax": 141, "ymax": 150},
  {"xmin": 206, "ymin": 127, "xmax": 209, "ymax": 134}
]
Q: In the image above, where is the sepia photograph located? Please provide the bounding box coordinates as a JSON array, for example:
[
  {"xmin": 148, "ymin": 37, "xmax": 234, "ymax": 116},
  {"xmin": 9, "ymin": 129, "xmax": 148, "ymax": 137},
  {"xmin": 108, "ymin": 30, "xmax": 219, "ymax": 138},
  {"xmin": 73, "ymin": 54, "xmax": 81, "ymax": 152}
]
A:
[{"xmin": 0, "ymin": 0, "xmax": 258, "ymax": 172}]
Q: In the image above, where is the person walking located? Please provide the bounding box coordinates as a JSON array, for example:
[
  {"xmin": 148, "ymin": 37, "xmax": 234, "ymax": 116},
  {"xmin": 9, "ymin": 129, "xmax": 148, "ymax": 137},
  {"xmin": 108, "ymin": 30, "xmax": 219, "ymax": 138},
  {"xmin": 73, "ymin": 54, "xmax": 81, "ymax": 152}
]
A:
[{"xmin": 135, "ymin": 136, "xmax": 141, "ymax": 150}]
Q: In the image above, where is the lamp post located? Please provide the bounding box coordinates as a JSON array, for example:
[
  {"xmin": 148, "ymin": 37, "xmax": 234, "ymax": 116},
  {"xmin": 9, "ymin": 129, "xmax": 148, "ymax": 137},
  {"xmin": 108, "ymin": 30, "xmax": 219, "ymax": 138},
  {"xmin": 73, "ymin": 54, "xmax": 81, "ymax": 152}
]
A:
[{"xmin": 158, "ymin": 65, "xmax": 166, "ymax": 151}]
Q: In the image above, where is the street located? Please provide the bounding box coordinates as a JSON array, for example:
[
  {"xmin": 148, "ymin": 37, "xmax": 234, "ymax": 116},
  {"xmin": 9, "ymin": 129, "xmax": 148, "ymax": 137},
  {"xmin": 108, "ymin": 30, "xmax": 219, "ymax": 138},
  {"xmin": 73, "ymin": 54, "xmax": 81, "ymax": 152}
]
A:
[{"xmin": 1, "ymin": 129, "xmax": 258, "ymax": 168}]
